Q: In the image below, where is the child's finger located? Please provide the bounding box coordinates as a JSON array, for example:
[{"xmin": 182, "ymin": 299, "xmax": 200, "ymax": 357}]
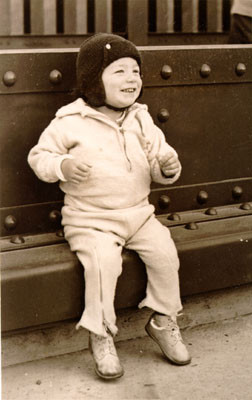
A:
[
  {"xmin": 71, "ymin": 178, "xmax": 81, "ymax": 184},
  {"xmin": 158, "ymin": 152, "xmax": 177, "ymax": 165},
  {"xmin": 71, "ymin": 172, "xmax": 90, "ymax": 183},
  {"xmin": 166, "ymin": 160, "xmax": 180, "ymax": 169},
  {"xmin": 163, "ymin": 166, "xmax": 179, "ymax": 174},
  {"xmin": 77, "ymin": 163, "xmax": 92, "ymax": 173},
  {"xmin": 161, "ymin": 160, "xmax": 180, "ymax": 172},
  {"xmin": 74, "ymin": 169, "xmax": 91, "ymax": 179}
]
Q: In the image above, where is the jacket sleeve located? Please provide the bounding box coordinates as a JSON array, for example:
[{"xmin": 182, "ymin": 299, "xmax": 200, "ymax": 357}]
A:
[
  {"xmin": 27, "ymin": 118, "xmax": 73, "ymax": 183},
  {"xmin": 136, "ymin": 109, "xmax": 182, "ymax": 185}
]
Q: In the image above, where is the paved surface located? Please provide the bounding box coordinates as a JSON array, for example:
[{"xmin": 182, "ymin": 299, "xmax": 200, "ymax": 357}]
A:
[{"xmin": 2, "ymin": 313, "xmax": 252, "ymax": 400}]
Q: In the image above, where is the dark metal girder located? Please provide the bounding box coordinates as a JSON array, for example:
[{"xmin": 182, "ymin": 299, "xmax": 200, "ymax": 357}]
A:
[
  {"xmin": 1, "ymin": 46, "xmax": 252, "ymax": 95},
  {"xmin": 1, "ymin": 214, "xmax": 252, "ymax": 333},
  {"xmin": 1, "ymin": 201, "xmax": 252, "ymax": 244}
]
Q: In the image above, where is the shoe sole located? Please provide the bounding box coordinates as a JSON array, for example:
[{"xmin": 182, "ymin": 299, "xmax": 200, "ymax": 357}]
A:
[
  {"xmin": 95, "ymin": 365, "xmax": 124, "ymax": 380},
  {"xmin": 145, "ymin": 324, "xmax": 191, "ymax": 366}
]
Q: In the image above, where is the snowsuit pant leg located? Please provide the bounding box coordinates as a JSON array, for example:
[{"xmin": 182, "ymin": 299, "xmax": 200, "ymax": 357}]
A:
[
  {"xmin": 125, "ymin": 215, "xmax": 182, "ymax": 317},
  {"xmin": 64, "ymin": 226, "xmax": 125, "ymax": 337}
]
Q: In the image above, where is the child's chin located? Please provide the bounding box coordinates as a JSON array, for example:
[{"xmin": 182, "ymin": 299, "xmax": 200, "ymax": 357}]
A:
[
  {"xmin": 120, "ymin": 99, "xmax": 136, "ymax": 108},
  {"xmin": 109, "ymin": 101, "xmax": 134, "ymax": 109}
]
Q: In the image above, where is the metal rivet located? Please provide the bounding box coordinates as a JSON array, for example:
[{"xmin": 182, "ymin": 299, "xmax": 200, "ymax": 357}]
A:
[
  {"xmin": 56, "ymin": 229, "xmax": 64, "ymax": 237},
  {"xmin": 10, "ymin": 235, "xmax": 25, "ymax": 244},
  {"xmin": 49, "ymin": 210, "xmax": 61, "ymax": 222},
  {"xmin": 185, "ymin": 222, "xmax": 198, "ymax": 230},
  {"xmin": 200, "ymin": 64, "xmax": 211, "ymax": 78},
  {"xmin": 161, "ymin": 65, "xmax": 172, "ymax": 80},
  {"xmin": 49, "ymin": 69, "xmax": 62, "ymax": 84},
  {"xmin": 4, "ymin": 215, "xmax": 17, "ymax": 230},
  {"xmin": 3, "ymin": 71, "xmax": 16, "ymax": 86},
  {"xmin": 240, "ymin": 203, "xmax": 251, "ymax": 210},
  {"xmin": 235, "ymin": 63, "xmax": 246, "ymax": 76},
  {"xmin": 232, "ymin": 186, "xmax": 243, "ymax": 199},
  {"xmin": 157, "ymin": 109, "xmax": 170, "ymax": 123},
  {"xmin": 167, "ymin": 213, "xmax": 181, "ymax": 221},
  {"xmin": 197, "ymin": 190, "xmax": 209, "ymax": 205},
  {"xmin": 205, "ymin": 207, "xmax": 217, "ymax": 216},
  {"xmin": 158, "ymin": 195, "xmax": 171, "ymax": 209}
]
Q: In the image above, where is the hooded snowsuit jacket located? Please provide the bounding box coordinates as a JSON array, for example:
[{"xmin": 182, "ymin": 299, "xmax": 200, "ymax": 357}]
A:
[{"xmin": 28, "ymin": 98, "xmax": 181, "ymax": 211}]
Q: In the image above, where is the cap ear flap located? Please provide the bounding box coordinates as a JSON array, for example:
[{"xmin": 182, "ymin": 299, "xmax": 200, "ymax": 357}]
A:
[{"xmin": 81, "ymin": 78, "xmax": 106, "ymax": 108}]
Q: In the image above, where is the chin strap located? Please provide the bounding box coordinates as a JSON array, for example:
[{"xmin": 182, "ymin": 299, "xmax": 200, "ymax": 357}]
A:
[{"xmin": 104, "ymin": 102, "xmax": 130, "ymax": 112}]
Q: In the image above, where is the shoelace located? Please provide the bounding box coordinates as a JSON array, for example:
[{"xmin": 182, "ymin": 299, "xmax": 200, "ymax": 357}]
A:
[
  {"xmin": 90, "ymin": 333, "xmax": 117, "ymax": 361},
  {"xmin": 150, "ymin": 318, "xmax": 183, "ymax": 345}
]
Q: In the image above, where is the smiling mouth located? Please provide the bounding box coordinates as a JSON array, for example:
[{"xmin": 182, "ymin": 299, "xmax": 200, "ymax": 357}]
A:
[{"xmin": 121, "ymin": 88, "xmax": 136, "ymax": 93}]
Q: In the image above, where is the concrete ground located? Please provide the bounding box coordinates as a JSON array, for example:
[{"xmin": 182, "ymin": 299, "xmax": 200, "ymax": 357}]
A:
[{"xmin": 2, "ymin": 312, "xmax": 252, "ymax": 400}]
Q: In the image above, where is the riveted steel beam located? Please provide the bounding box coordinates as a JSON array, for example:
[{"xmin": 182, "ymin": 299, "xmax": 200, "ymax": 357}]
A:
[
  {"xmin": 1, "ymin": 214, "xmax": 252, "ymax": 332},
  {"xmin": 1, "ymin": 46, "xmax": 252, "ymax": 95}
]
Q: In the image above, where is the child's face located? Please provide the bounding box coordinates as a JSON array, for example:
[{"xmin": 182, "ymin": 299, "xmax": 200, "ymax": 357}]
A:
[{"xmin": 102, "ymin": 57, "xmax": 142, "ymax": 109}]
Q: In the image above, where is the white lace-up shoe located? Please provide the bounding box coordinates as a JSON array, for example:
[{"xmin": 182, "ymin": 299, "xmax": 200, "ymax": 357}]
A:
[
  {"xmin": 145, "ymin": 313, "xmax": 191, "ymax": 365},
  {"xmin": 89, "ymin": 331, "xmax": 124, "ymax": 380}
]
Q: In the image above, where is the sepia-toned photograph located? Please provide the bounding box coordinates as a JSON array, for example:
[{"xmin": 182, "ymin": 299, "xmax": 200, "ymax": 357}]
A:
[{"xmin": 1, "ymin": 0, "xmax": 252, "ymax": 399}]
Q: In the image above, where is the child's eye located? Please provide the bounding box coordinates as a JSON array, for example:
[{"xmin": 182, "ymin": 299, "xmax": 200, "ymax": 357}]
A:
[
  {"xmin": 115, "ymin": 69, "xmax": 124, "ymax": 74},
  {"xmin": 133, "ymin": 69, "xmax": 140, "ymax": 74}
]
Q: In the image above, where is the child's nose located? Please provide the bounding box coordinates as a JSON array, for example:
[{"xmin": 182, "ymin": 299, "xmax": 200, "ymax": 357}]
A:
[{"xmin": 126, "ymin": 72, "xmax": 137, "ymax": 82}]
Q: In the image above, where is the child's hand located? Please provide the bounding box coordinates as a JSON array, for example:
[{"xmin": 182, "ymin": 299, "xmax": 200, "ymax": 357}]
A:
[
  {"xmin": 157, "ymin": 152, "xmax": 180, "ymax": 177},
  {"xmin": 61, "ymin": 158, "xmax": 92, "ymax": 184}
]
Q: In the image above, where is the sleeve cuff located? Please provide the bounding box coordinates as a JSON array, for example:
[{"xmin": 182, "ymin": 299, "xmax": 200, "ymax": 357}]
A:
[{"xmin": 55, "ymin": 154, "xmax": 74, "ymax": 182}]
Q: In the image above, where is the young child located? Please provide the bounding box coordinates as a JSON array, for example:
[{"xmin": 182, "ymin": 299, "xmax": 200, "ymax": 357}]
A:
[{"xmin": 28, "ymin": 33, "xmax": 191, "ymax": 380}]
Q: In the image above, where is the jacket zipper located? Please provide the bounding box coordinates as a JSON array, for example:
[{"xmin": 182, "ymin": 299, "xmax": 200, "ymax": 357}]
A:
[{"xmin": 118, "ymin": 127, "xmax": 132, "ymax": 171}]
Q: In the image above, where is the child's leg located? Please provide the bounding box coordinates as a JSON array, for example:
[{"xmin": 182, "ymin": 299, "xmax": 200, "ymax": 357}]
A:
[
  {"xmin": 64, "ymin": 226, "xmax": 125, "ymax": 337},
  {"xmin": 126, "ymin": 215, "xmax": 191, "ymax": 364},
  {"xmin": 64, "ymin": 226, "xmax": 125, "ymax": 379},
  {"xmin": 126, "ymin": 214, "xmax": 182, "ymax": 316}
]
